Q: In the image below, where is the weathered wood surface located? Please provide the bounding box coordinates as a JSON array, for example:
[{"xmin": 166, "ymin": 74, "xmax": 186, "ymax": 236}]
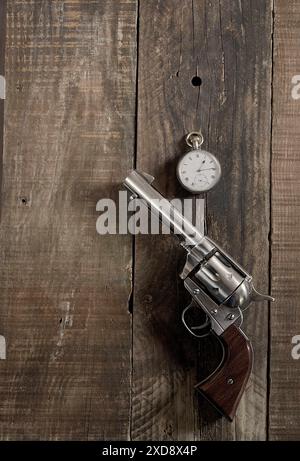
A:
[
  {"xmin": 0, "ymin": 0, "xmax": 136, "ymax": 440},
  {"xmin": 0, "ymin": 0, "xmax": 299, "ymax": 441},
  {"xmin": 269, "ymin": 0, "xmax": 300, "ymax": 441},
  {"xmin": 0, "ymin": 0, "xmax": 6, "ymax": 208},
  {"xmin": 202, "ymin": 1, "xmax": 273, "ymax": 440},
  {"xmin": 133, "ymin": 0, "xmax": 272, "ymax": 441}
]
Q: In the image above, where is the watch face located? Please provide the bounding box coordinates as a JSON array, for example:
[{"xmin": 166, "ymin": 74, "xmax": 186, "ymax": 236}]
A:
[{"xmin": 177, "ymin": 149, "xmax": 221, "ymax": 193}]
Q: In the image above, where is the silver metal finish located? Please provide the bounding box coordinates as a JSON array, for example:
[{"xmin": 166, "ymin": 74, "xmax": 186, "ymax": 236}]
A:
[
  {"xmin": 227, "ymin": 314, "xmax": 235, "ymax": 320},
  {"xmin": 177, "ymin": 131, "xmax": 221, "ymax": 193},
  {"xmin": 124, "ymin": 170, "xmax": 205, "ymax": 246},
  {"xmin": 177, "ymin": 149, "xmax": 222, "ymax": 193},
  {"xmin": 179, "ymin": 239, "xmax": 215, "ymax": 279},
  {"xmin": 185, "ymin": 131, "xmax": 204, "ymax": 148},
  {"xmin": 184, "ymin": 277, "xmax": 243, "ymax": 336},
  {"xmin": 123, "ymin": 170, "xmax": 275, "ymax": 338},
  {"xmin": 192, "ymin": 251, "xmax": 245, "ymax": 305}
]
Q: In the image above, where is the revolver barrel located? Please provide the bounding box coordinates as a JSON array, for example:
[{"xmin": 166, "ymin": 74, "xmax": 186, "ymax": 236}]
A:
[{"xmin": 124, "ymin": 170, "xmax": 204, "ymax": 246}]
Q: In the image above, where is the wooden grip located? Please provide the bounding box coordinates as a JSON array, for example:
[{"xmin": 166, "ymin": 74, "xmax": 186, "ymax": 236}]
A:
[{"xmin": 195, "ymin": 324, "xmax": 253, "ymax": 421}]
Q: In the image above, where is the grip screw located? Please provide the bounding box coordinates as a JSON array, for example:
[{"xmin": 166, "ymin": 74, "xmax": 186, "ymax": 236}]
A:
[
  {"xmin": 227, "ymin": 378, "xmax": 234, "ymax": 385},
  {"xmin": 193, "ymin": 288, "xmax": 200, "ymax": 294}
]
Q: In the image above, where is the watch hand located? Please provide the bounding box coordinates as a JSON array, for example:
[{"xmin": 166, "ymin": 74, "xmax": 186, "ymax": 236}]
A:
[{"xmin": 196, "ymin": 167, "xmax": 215, "ymax": 173}]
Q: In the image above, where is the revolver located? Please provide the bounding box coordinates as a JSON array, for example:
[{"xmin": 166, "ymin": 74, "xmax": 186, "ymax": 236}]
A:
[{"xmin": 124, "ymin": 170, "xmax": 274, "ymax": 421}]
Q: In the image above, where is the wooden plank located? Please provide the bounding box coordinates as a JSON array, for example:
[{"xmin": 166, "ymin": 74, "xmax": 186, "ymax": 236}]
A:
[
  {"xmin": 132, "ymin": 0, "xmax": 272, "ymax": 440},
  {"xmin": 269, "ymin": 0, "xmax": 300, "ymax": 440},
  {"xmin": 0, "ymin": 0, "xmax": 6, "ymax": 215},
  {"xmin": 201, "ymin": 0, "xmax": 272, "ymax": 441},
  {"xmin": 0, "ymin": 0, "xmax": 137, "ymax": 440}
]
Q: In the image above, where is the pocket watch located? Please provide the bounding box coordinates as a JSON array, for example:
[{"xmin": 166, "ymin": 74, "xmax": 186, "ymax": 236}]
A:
[{"xmin": 177, "ymin": 132, "xmax": 222, "ymax": 193}]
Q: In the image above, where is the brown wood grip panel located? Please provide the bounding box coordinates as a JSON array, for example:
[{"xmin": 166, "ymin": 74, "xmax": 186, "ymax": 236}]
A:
[{"xmin": 195, "ymin": 325, "xmax": 253, "ymax": 421}]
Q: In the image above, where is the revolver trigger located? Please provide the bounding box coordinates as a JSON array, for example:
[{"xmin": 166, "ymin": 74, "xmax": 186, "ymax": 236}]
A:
[{"xmin": 182, "ymin": 300, "xmax": 211, "ymax": 339}]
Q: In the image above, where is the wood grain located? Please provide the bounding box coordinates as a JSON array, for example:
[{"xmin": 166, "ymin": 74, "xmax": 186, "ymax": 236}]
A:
[
  {"xmin": 269, "ymin": 0, "xmax": 300, "ymax": 441},
  {"xmin": 2, "ymin": 0, "xmax": 299, "ymax": 441},
  {"xmin": 0, "ymin": 0, "xmax": 6, "ymax": 217},
  {"xmin": 0, "ymin": 0, "xmax": 137, "ymax": 440},
  {"xmin": 133, "ymin": 0, "xmax": 272, "ymax": 441},
  {"xmin": 196, "ymin": 326, "xmax": 253, "ymax": 422},
  {"xmin": 203, "ymin": 0, "xmax": 273, "ymax": 440}
]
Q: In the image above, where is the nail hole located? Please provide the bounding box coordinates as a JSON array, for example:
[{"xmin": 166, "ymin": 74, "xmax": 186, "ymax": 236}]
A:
[
  {"xmin": 19, "ymin": 197, "xmax": 28, "ymax": 205},
  {"xmin": 191, "ymin": 76, "xmax": 202, "ymax": 87}
]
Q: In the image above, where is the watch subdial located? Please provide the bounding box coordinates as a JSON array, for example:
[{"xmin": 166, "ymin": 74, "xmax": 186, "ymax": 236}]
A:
[{"xmin": 194, "ymin": 172, "xmax": 211, "ymax": 188}]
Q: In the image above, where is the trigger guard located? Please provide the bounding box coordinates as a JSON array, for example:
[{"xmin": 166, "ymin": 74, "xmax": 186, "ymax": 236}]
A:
[{"xmin": 182, "ymin": 301, "xmax": 212, "ymax": 339}]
